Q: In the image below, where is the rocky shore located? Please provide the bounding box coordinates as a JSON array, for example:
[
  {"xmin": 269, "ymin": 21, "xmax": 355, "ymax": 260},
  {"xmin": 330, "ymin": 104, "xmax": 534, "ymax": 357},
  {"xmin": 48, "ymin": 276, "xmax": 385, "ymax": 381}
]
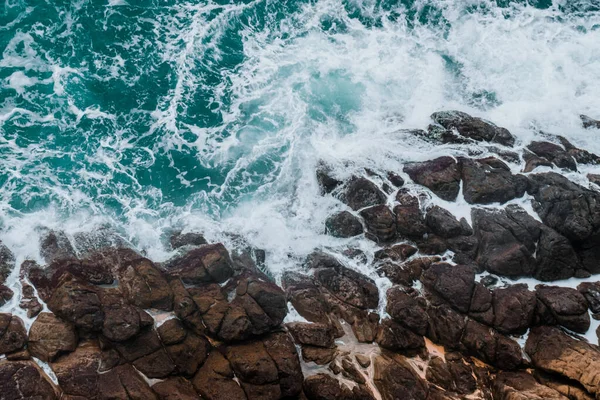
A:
[{"xmin": 2, "ymin": 111, "xmax": 600, "ymax": 399}]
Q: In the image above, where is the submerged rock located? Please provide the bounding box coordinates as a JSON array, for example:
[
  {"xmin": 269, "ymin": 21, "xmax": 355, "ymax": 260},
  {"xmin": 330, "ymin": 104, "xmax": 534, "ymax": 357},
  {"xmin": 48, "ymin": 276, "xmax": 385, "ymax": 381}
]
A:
[
  {"xmin": 581, "ymin": 114, "xmax": 600, "ymax": 129},
  {"xmin": 325, "ymin": 211, "xmax": 363, "ymax": 238}
]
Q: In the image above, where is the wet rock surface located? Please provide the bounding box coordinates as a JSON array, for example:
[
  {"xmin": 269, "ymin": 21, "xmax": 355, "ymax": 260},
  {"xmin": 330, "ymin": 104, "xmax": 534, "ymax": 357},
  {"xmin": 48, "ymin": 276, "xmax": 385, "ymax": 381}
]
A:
[{"xmin": 4, "ymin": 111, "xmax": 600, "ymax": 399}]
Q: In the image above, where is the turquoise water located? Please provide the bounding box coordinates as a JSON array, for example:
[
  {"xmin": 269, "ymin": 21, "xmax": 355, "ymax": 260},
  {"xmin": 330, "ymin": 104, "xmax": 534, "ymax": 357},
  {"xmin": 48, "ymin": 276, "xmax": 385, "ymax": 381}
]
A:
[{"xmin": 1, "ymin": 0, "xmax": 600, "ymax": 260}]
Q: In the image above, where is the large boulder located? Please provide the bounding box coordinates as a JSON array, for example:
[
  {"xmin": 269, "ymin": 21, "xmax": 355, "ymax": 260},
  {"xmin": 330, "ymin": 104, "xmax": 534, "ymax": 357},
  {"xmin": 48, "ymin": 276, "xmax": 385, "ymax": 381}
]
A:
[
  {"xmin": 46, "ymin": 279, "xmax": 105, "ymax": 332},
  {"xmin": 404, "ymin": 156, "xmax": 461, "ymax": 201},
  {"xmin": 472, "ymin": 206, "xmax": 578, "ymax": 280},
  {"xmin": 360, "ymin": 205, "xmax": 396, "ymax": 242},
  {"xmin": 431, "ymin": 110, "xmax": 515, "ymax": 146},
  {"xmin": 0, "ymin": 314, "xmax": 27, "ymax": 355},
  {"xmin": 536, "ymin": 285, "xmax": 590, "ymax": 333},
  {"xmin": 460, "ymin": 157, "xmax": 528, "ymax": 204},
  {"xmin": 386, "ymin": 286, "xmax": 429, "ymax": 335},
  {"xmin": 492, "ymin": 284, "xmax": 536, "ymax": 335},
  {"xmin": 287, "ymin": 322, "xmax": 334, "ymax": 348},
  {"xmin": 493, "ymin": 371, "xmax": 568, "ymax": 400},
  {"xmin": 119, "ymin": 258, "xmax": 173, "ymax": 310},
  {"xmin": 0, "ymin": 360, "xmax": 58, "ymax": 399},
  {"xmin": 309, "ymin": 253, "xmax": 379, "ymax": 310},
  {"xmin": 339, "ymin": 177, "xmax": 386, "ymax": 211},
  {"xmin": 422, "ymin": 263, "xmax": 475, "ymax": 313},
  {"xmin": 165, "ymin": 243, "xmax": 235, "ymax": 285},
  {"xmin": 528, "ymin": 173, "xmax": 600, "ymax": 273},
  {"xmin": 375, "ymin": 318, "xmax": 425, "ymax": 353},
  {"xmin": 394, "ymin": 190, "xmax": 428, "ymax": 239},
  {"xmin": 325, "ymin": 211, "xmax": 363, "ymax": 238},
  {"xmin": 373, "ymin": 354, "xmax": 428, "ymax": 400},
  {"xmin": 526, "ymin": 326, "xmax": 600, "ymax": 397},
  {"xmin": 152, "ymin": 377, "xmax": 199, "ymax": 400},
  {"xmin": 0, "ymin": 242, "xmax": 15, "ymax": 284},
  {"xmin": 192, "ymin": 351, "xmax": 248, "ymax": 400},
  {"xmin": 28, "ymin": 312, "xmax": 77, "ymax": 362},
  {"xmin": 527, "ymin": 141, "xmax": 577, "ymax": 171},
  {"xmin": 578, "ymin": 281, "xmax": 600, "ymax": 314}
]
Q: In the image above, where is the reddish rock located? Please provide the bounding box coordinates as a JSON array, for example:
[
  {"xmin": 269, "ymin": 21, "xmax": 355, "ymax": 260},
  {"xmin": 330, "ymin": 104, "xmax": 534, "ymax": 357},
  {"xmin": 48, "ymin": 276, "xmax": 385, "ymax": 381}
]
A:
[
  {"xmin": 166, "ymin": 243, "xmax": 235, "ymax": 285},
  {"xmin": 375, "ymin": 318, "xmax": 424, "ymax": 354},
  {"xmin": 303, "ymin": 373, "xmax": 354, "ymax": 400},
  {"xmin": 493, "ymin": 371, "xmax": 568, "ymax": 400},
  {"xmin": 119, "ymin": 258, "xmax": 173, "ymax": 310},
  {"xmin": 153, "ymin": 377, "xmax": 199, "ymax": 400},
  {"xmin": 577, "ymin": 282, "xmax": 600, "ymax": 314},
  {"xmin": 28, "ymin": 312, "xmax": 77, "ymax": 362},
  {"xmin": 393, "ymin": 190, "xmax": 428, "ymax": 239},
  {"xmin": 51, "ymin": 341, "xmax": 102, "ymax": 397},
  {"xmin": 492, "ymin": 284, "xmax": 536, "ymax": 335},
  {"xmin": 0, "ymin": 360, "xmax": 58, "ymax": 399},
  {"xmin": 46, "ymin": 279, "xmax": 104, "ymax": 332},
  {"xmin": 373, "ymin": 354, "xmax": 428, "ymax": 400},
  {"xmin": 192, "ymin": 351, "xmax": 247, "ymax": 400},
  {"xmin": 386, "ymin": 286, "xmax": 428, "ymax": 335},
  {"xmin": 526, "ymin": 326, "xmax": 600, "ymax": 397},
  {"xmin": 404, "ymin": 156, "xmax": 461, "ymax": 201},
  {"xmin": 97, "ymin": 363, "xmax": 158, "ymax": 399},
  {"xmin": 339, "ymin": 177, "xmax": 387, "ymax": 211},
  {"xmin": 360, "ymin": 205, "xmax": 397, "ymax": 243},
  {"xmin": 460, "ymin": 157, "xmax": 528, "ymax": 204},
  {"xmin": 0, "ymin": 314, "xmax": 26, "ymax": 355},
  {"xmin": 536, "ymin": 285, "xmax": 590, "ymax": 333},
  {"xmin": 170, "ymin": 231, "xmax": 207, "ymax": 249},
  {"xmin": 422, "ymin": 263, "xmax": 475, "ymax": 313},
  {"xmin": 287, "ymin": 322, "xmax": 334, "ymax": 348}
]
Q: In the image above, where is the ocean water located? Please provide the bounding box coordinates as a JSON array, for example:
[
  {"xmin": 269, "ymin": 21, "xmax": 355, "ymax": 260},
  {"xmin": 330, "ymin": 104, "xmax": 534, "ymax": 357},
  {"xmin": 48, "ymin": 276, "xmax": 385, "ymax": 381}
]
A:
[{"xmin": 1, "ymin": 0, "xmax": 600, "ymax": 277}]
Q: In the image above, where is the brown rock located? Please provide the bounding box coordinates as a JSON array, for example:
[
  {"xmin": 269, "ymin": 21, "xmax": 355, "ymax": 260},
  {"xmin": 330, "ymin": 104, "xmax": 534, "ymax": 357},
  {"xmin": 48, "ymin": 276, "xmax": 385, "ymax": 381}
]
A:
[
  {"xmin": 0, "ymin": 314, "xmax": 27, "ymax": 355},
  {"xmin": 263, "ymin": 332, "xmax": 303, "ymax": 398},
  {"xmin": 360, "ymin": 205, "xmax": 397, "ymax": 243},
  {"xmin": 373, "ymin": 354, "xmax": 428, "ymax": 400},
  {"xmin": 404, "ymin": 156, "xmax": 461, "ymax": 201},
  {"xmin": 302, "ymin": 345, "xmax": 336, "ymax": 365},
  {"xmin": 153, "ymin": 377, "xmax": 199, "ymax": 400},
  {"xmin": 577, "ymin": 282, "xmax": 600, "ymax": 314},
  {"xmin": 526, "ymin": 326, "xmax": 600, "ymax": 396},
  {"xmin": 51, "ymin": 341, "xmax": 101, "ymax": 397},
  {"xmin": 536, "ymin": 285, "xmax": 590, "ymax": 333},
  {"xmin": 46, "ymin": 279, "xmax": 104, "ymax": 331},
  {"xmin": 166, "ymin": 243, "xmax": 235, "ymax": 285},
  {"xmin": 192, "ymin": 351, "xmax": 247, "ymax": 400},
  {"xmin": 422, "ymin": 263, "xmax": 475, "ymax": 313},
  {"xmin": 376, "ymin": 318, "xmax": 424, "ymax": 354},
  {"xmin": 287, "ymin": 322, "xmax": 334, "ymax": 348},
  {"xmin": 393, "ymin": 190, "xmax": 428, "ymax": 239},
  {"xmin": 170, "ymin": 231, "xmax": 207, "ymax": 249},
  {"xmin": 493, "ymin": 371, "xmax": 568, "ymax": 400},
  {"xmin": 97, "ymin": 363, "xmax": 159, "ymax": 399},
  {"xmin": 492, "ymin": 284, "xmax": 536, "ymax": 335},
  {"xmin": 28, "ymin": 312, "xmax": 77, "ymax": 362},
  {"xmin": 339, "ymin": 177, "xmax": 387, "ymax": 211},
  {"xmin": 386, "ymin": 286, "xmax": 428, "ymax": 335},
  {"xmin": 303, "ymin": 373, "xmax": 354, "ymax": 400},
  {"xmin": 119, "ymin": 258, "xmax": 173, "ymax": 310},
  {"xmin": 460, "ymin": 157, "xmax": 528, "ymax": 204},
  {"xmin": 325, "ymin": 211, "xmax": 364, "ymax": 238},
  {"xmin": 100, "ymin": 290, "xmax": 142, "ymax": 342},
  {"xmin": 0, "ymin": 360, "xmax": 58, "ymax": 399}
]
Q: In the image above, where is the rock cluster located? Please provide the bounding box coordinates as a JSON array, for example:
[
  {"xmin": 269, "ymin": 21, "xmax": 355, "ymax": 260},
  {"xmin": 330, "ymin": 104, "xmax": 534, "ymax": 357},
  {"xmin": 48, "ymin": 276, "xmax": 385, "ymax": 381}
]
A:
[{"xmin": 2, "ymin": 111, "xmax": 600, "ymax": 399}]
